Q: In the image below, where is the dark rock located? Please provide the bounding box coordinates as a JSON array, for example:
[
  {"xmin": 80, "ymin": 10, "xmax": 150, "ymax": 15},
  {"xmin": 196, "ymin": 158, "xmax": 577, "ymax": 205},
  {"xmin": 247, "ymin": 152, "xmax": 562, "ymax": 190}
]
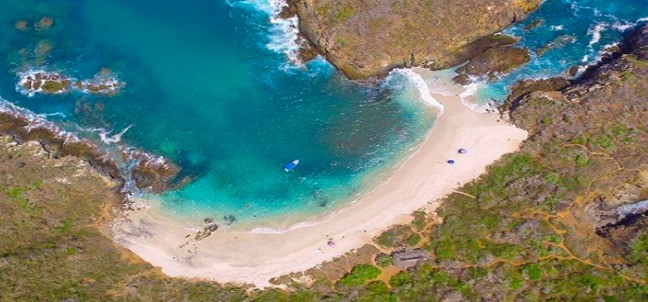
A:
[
  {"xmin": 568, "ymin": 65, "xmax": 580, "ymax": 76},
  {"xmin": 454, "ymin": 46, "xmax": 531, "ymax": 84},
  {"xmin": 502, "ymin": 77, "xmax": 570, "ymax": 112},
  {"xmin": 524, "ymin": 18, "xmax": 543, "ymax": 31},
  {"xmin": 223, "ymin": 214, "xmax": 236, "ymax": 225},
  {"xmin": 0, "ymin": 107, "xmax": 183, "ymax": 194},
  {"xmin": 536, "ymin": 35, "xmax": 576, "ymax": 56}
]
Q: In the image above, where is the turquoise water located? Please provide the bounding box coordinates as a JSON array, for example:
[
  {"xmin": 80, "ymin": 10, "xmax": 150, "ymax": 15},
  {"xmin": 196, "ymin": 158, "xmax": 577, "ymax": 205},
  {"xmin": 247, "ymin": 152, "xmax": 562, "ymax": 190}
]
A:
[
  {"xmin": 468, "ymin": 0, "xmax": 647, "ymax": 102},
  {"xmin": 0, "ymin": 0, "xmax": 645, "ymax": 224},
  {"xmin": 0, "ymin": 0, "xmax": 437, "ymax": 222}
]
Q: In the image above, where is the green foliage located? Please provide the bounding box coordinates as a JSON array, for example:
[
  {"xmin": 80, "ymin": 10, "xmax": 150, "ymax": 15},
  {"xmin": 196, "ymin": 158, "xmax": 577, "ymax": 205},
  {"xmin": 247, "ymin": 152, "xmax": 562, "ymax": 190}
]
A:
[
  {"xmin": 523, "ymin": 264, "xmax": 542, "ymax": 281},
  {"xmin": 56, "ymin": 217, "xmax": 74, "ymax": 233},
  {"xmin": 334, "ymin": 6, "xmax": 355, "ymax": 22},
  {"xmin": 411, "ymin": 211, "xmax": 427, "ymax": 231},
  {"xmin": 468, "ymin": 267, "xmax": 488, "ymax": 279},
  {"xmin": 375, "ymin": 225, "xmax": 414, "ymax": 247},
  {"xmin": 41, "ymin": 80, "xmax": 68, "ymax": 92},
  {"xmin": 375, "ymin": 254, "xmax": 392, "ymax": 268},
  {"xmin": 351, "ymin": 281, "xmax": 397, "ymax": 302},
  {"xmin": 627, "ymin": 233, "xmax": 648, "ymax": 268},
  {"xmin": 405, "ymin": 233, "xmax": 421, "ymax": 246},
  {"xmin": 339, "ymin": 264, "xmax": 381, "ymax": 287},
  {"xmin": 389, "ymin": 271, "xmax": 412, "ymax": 287},
  {"xmin": 574, "ymin": 153, "xmax": 589, "ymax": 166},
  {"xmin": 485, "ymin": 242, "xmax": 525, "ymax": 260},
  {"xmin": 544, "ymin": 171, "xmax": 560, "ymax": 184},
  {"xmin": 255, "ymin": 289, "xmax": 288, "ymax": 302}
]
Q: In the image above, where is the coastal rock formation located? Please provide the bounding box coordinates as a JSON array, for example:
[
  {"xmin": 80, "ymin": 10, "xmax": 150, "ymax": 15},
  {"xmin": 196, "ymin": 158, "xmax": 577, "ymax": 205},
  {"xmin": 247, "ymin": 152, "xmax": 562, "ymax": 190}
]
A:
[
  {"xmin": 0, "ymin": 104, "xmax": 182, "ymax": 194},
  {"xmin": 454, "ymin": 44, "xmax": 531, "ymax": 84},
  {"xmin": 17, "ymin": 69, "xmax": 124, "ymax": 97},
  {"xmin": 289, "ymin": 0, "xmax": 541, "ymax": 79}
]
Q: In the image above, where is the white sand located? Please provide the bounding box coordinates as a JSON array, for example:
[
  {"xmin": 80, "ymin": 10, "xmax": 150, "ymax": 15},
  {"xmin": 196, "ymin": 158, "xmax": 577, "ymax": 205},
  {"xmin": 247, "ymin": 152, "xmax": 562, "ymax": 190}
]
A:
[{"xmin": 109, "ymin": 71, "xmax": 528, "ymax": 288}]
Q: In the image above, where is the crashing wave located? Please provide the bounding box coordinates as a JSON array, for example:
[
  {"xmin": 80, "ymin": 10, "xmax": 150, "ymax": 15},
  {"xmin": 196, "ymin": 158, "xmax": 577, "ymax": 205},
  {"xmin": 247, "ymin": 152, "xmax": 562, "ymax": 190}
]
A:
[
  {"xmin": 389, "ymin": 68, "xmax": 445, "ymax": 114},
  {"xmin": 228, "ymin": 0, "xmax": 305, "ymax": 69}
]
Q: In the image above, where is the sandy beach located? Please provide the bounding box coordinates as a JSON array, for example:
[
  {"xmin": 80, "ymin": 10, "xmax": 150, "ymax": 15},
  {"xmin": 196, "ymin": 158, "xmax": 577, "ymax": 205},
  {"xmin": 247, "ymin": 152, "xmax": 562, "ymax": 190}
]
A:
[{"xmin": 109, "ymin": 70, "xmax": 528, "ymax": 287}]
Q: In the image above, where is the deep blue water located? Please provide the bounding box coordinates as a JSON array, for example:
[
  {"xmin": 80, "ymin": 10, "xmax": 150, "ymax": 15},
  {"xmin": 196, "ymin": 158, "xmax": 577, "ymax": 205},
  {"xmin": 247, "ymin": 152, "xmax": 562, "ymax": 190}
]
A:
[{"xmin": 0, "ymin": 0, "xmax": 645, "ymax": 225}]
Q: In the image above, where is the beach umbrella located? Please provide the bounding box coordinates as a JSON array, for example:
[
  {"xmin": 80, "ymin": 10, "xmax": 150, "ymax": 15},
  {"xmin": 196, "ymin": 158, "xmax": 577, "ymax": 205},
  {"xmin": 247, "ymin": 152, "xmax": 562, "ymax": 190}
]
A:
[
  {"xmin": 447, "ymin": 159, "xmax": 455, "ymax": 165},
  {"xmin": 458, "ymin": 148, "xmax": 467, "ymax": 154}
]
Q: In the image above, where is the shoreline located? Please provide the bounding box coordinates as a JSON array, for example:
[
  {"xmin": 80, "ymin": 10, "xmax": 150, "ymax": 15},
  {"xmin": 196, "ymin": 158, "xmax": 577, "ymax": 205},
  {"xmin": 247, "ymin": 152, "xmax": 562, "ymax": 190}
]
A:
[{"xmin": 109, "ymin": 72, "xmax": 528, "ymax": 287}]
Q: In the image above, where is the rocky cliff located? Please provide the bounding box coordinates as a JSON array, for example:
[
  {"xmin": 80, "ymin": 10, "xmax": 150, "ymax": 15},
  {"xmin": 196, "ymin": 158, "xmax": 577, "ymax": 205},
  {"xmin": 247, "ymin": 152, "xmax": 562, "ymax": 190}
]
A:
[{"xmin": 289, "ymin": 0, "xmax": 540, "ymax": 79}]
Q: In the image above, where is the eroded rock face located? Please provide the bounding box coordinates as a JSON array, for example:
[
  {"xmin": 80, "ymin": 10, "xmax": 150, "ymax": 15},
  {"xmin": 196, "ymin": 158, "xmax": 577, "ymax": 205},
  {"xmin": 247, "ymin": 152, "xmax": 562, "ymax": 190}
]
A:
[{"xmin": 290, "ymin": 0, "xmax": 541, "ymax": 79}]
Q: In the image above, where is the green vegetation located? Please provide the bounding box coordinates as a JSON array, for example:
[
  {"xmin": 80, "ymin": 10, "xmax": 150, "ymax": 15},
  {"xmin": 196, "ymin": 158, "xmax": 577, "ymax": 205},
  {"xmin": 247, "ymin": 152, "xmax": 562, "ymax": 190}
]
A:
[
  {"xmin": 2, "ymin": 20, "xmax": 648, "ymax": 302},
  {"xmin": 374, "ymin": 224, "xmax": 415, "ymax": 247},
  {"xmin": 338, "ymin": 264, "xmax": 381, "ymax": 287},
  {"xmin": 375, "ymin": 254, "xmax": 392, "ymax": 268},
  {"xmin": 40, "ymin": 80, "xmax": 69, "ymax": 92},
  {"xmin": 333, "ymin": 6, "xmax": 355, "ymax": 22}
]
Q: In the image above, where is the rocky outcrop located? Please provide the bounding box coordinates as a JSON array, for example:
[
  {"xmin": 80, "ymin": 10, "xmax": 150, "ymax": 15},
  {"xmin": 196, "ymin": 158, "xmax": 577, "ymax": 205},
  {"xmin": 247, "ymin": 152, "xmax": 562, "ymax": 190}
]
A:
[
  {"xmin": 453, "ymin": 44, "xmax": 531, "ymax": 84},
  {"xmin": 289, "ymin": 0, "xmax": 541, "ymax": 79},
  {"xmin": 0, "ymin": 104, "xmax": 182, "ymax": 194}
]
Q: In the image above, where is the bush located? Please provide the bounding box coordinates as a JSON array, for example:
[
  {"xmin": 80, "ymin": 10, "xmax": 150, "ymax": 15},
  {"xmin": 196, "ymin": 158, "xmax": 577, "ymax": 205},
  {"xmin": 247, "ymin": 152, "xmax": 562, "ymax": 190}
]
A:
[{"xmin": 339, "ymin": 264, "xmax": 381, "ymax": 287}]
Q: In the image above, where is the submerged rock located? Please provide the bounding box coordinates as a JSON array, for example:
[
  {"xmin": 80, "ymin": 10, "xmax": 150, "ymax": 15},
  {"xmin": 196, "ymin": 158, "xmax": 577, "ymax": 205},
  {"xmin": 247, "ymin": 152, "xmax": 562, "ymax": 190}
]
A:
[
  {"xmin": 18, "ymin": 71, "xmax": 72, "ymax": 95},
  {"xmin": 524, "ymin": 18, "xmax": 543, "ymax": 31},
  {"xmin": 290, "ymin": 0, "xmax": 541, "ymax": 79},
  {"xmin": 17, "ymin": 69, "xmax": 125, "ymax": 97},
  {"xmin": 536, "ymin": 35, "xmax": 576, "ymax": 56},
  {"xmin": 14, "ymin": 20, "xmax": 28, "ymax": 31},
  {"xmin": 35, "ymin": 16, "xmax": 54, "ymax": 31}
]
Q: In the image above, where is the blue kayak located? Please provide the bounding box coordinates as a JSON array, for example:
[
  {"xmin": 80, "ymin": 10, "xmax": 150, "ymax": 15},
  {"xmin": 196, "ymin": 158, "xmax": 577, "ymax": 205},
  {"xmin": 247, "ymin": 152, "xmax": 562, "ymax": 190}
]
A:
[{"xmin": 284, "ymin": 159, "xmax": 300, "ymax": 172}]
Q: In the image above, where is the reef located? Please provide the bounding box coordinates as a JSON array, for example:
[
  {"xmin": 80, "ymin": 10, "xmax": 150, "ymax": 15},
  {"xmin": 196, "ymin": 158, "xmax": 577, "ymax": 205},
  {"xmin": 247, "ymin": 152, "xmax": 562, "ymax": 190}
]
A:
[
  {"xmin": 17, "ymin": 69, "xmax": 124, "ymax": 97},
  {"xmin": 287, "ymin": 0, "xmax": 541, "ymax": 79}
]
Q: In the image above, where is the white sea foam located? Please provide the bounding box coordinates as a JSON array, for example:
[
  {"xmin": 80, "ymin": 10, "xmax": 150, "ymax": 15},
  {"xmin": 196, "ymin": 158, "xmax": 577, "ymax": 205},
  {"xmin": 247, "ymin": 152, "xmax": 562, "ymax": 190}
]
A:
[
  {"xmin": 16, "ymin": 68, "xmax": 124, "ymax": 97},
  {"xmin": 268, "ymin": 15, "xmax": 304, "ymax": 68},
  {"xmin": 390, "ymin": 68, "xmax": 445, "ymax": 114},
  {"xmin": 611, "ymin": 21, "xmax": 635, "ymax": 32},
  {"xmin": 231, "ymin": 0, "xmax": 305, "ymax": 69},
  {"xmin": 588, "ymin": 23, "xmax": 608, "ymax": 47},
  {"xmin": 458, "ymin": 81, "xmax": 496, "ymax": 113},
  {"xmin": 0, "ymin": 96, "xmax": 75, "ymax": 140},
  {"xmin": 550, "ymin": 25, "xmax": 565, "ymax": 31},
  {"xmin": 90, "ymin": 125, "xmax": 133, "ymax": 144}
]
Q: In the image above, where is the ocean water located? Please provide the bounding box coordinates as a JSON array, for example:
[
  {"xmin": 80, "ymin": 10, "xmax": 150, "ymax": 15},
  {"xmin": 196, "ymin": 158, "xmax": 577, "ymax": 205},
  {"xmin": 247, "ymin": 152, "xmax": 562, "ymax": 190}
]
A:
[
  {"xmin": 461, "ymin": 0, "xmax": 647, "ymax": 106},
  {"xmin": 0, "ymin": 0, "xmax": 438, "ymax": 224},
  {"xmin": 0, "ymin": 0, "xmax": 645, "ymax": 226}
]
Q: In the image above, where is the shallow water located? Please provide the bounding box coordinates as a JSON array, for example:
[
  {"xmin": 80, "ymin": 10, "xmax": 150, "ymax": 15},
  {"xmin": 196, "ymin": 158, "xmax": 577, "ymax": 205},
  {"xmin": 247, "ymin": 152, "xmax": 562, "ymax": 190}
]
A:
[{"xmin": 0, "ymin": 0, "xmax": 645, "ymax": 225}]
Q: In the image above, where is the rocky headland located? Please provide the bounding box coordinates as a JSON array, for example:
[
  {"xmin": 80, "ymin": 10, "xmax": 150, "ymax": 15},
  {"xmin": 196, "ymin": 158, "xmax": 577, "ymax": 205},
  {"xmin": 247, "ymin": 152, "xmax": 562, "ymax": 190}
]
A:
[
  {"xmin": 286, "ymin": 0, "xmax": 540, "ymax": 79},
  {"xmin": 0, "ymin": 102, "xmax": 183, "ymax": 195}
]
